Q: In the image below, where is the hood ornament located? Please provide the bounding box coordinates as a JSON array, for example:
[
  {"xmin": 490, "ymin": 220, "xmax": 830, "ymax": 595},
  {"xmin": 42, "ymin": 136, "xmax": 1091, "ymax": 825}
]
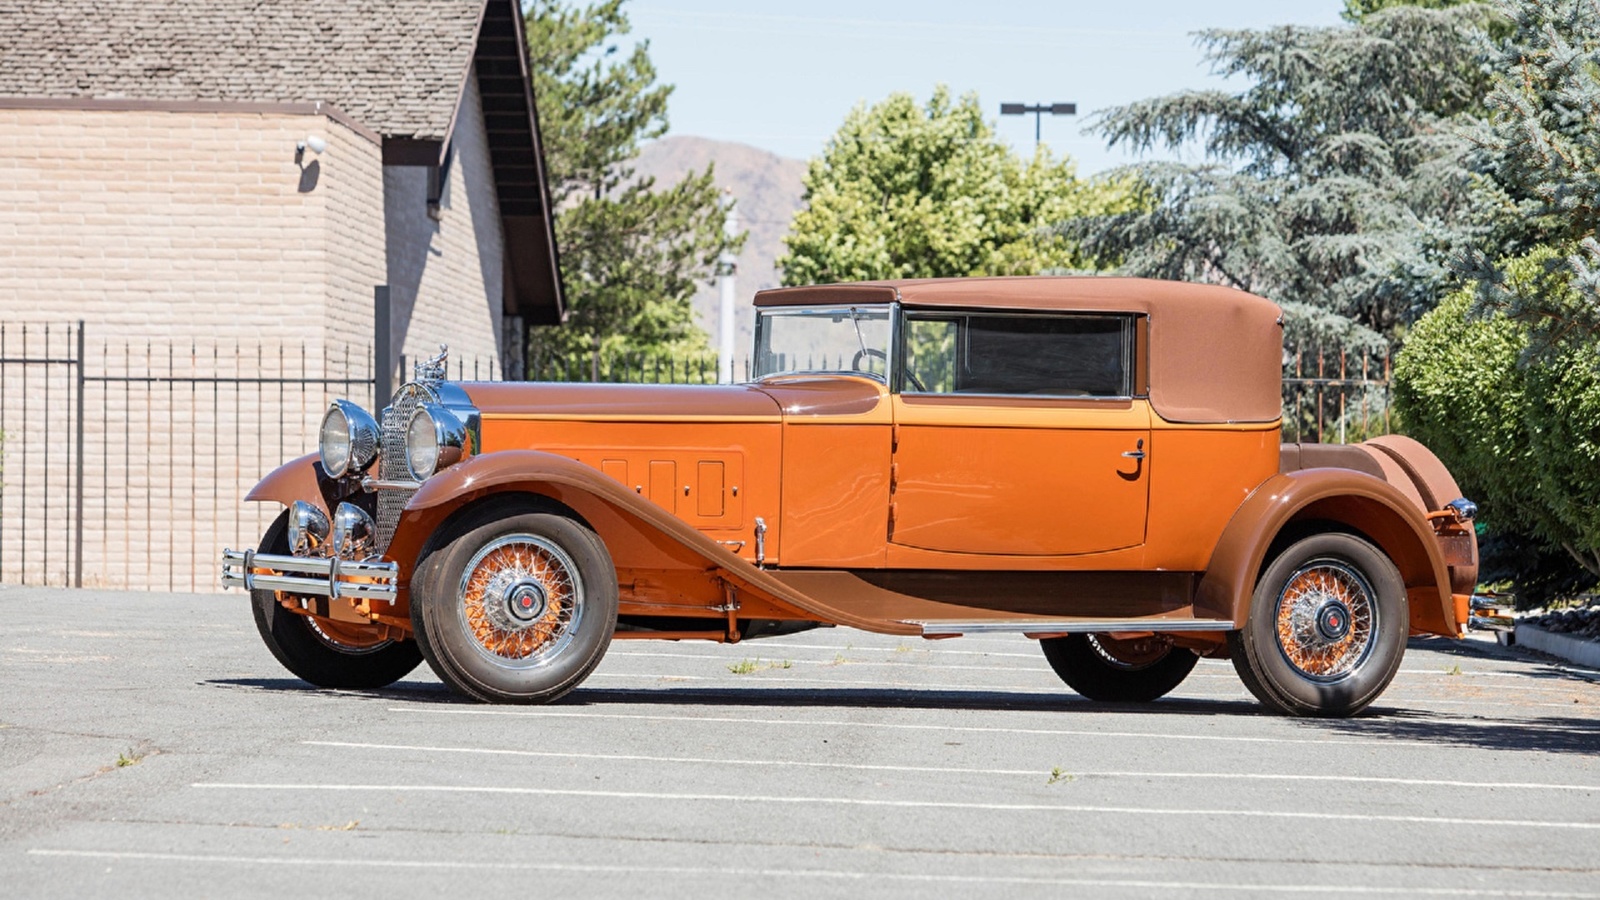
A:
[{"xmin": 415, "ymin": 345, "xmax": 448, "ymax": 383}]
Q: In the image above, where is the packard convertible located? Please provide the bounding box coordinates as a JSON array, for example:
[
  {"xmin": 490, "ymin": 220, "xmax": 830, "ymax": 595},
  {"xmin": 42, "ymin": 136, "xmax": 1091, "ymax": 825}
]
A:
[{"xmin": 222, "ymin": 277, "xmax": 1505, "ymax": 717}]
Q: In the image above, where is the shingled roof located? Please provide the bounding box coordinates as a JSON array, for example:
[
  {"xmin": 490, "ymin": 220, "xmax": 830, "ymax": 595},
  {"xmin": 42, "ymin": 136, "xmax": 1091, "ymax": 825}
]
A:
[{"xmin": 0, "ymin": 0, "xmax": 491, "ymax": 140}]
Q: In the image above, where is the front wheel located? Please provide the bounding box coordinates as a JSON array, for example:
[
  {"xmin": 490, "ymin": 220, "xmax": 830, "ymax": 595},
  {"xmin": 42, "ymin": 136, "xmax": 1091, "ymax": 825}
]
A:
[
  {"xmin": 1229, "ymin": 532, "xmax": 1407, "ymax": 717},
  {"xmin": 250, "ymin": 510, "xmax": 424, "ymax": 689},
  {"xmin": 1040, "ymin": 633, "xmax": 1198, "ymax": 702},
  {"xmin": 412, "ymin": 507, "xmax": 618, "ymax": 703}
]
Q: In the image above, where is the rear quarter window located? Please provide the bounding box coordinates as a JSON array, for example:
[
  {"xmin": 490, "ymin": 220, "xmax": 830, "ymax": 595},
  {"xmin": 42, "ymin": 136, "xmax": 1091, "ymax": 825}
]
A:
[{"xmin": 903, "ymin": 313, "xmax": 1133, "ymax": 397}]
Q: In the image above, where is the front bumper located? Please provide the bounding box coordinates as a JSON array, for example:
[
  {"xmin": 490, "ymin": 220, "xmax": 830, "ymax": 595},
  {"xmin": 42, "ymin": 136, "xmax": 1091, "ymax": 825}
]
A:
[{"xmin": 220, "ymin": 549, "xmax": 398, "ymax": 601}]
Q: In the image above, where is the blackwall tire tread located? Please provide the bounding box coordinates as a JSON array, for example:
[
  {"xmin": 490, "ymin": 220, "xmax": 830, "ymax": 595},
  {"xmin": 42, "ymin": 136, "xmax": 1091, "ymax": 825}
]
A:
[{"xmin": 249, "ymin": 510, "xmax": 424, "ymax": 690}]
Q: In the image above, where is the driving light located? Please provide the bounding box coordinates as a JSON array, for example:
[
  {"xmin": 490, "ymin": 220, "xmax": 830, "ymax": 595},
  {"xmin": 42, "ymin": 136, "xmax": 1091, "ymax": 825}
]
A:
[
  {"xmin": 405, "ymin": 402, "xmax": 466, "ymax": 481},
  {"xmin": 319, "ymin": 400, "xmax": 380, "ymax": 478}
]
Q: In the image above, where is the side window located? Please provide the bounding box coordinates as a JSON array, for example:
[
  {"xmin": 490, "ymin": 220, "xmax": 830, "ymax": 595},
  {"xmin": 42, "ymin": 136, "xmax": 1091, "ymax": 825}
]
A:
[{"xmin": 902, "ymin": 313, "xmax": 1133, "ymax": 397}]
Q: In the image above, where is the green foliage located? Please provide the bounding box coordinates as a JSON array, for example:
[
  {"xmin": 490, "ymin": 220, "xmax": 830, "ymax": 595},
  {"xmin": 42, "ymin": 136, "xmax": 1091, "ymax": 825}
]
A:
[
  {"xmin": 1395, "ymin": 247, "xmax": 1600, "ymax": 587},
  {"xmin": 525, "ymin": 1, "xmax": 740, "ymax": 359},
  {"xmin": 779, "ymin": 86, "xmax": 1136, "ymax": 286},
  {"xmin": 1455, "ymin": 0, "xmax": 1600, "ymax": 360},
  {"xmin": 1067, "ymin": 7, "xmax": 1489, "ymax": 356},
  {"xmin": 1343, "ymin": 0, "xmax": 1478, "ymax": 22}
]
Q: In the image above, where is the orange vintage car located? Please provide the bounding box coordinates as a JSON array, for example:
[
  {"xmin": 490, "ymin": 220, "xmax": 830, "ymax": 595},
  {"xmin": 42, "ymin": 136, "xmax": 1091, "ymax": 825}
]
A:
[{"xmin": 222, "ymin": 277, "xmax": 1505, "ymax": 717}]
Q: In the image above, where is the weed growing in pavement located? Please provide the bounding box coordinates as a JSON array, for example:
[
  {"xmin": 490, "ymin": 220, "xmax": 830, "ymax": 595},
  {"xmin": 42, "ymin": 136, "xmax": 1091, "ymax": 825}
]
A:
[
  {"xmin": 1047, "ymin": 767, "xmax": 1076, "ymax": 785},
  {"xmin": 728, "ymin": 658, "xmax": 794, "ymax": 675},
  {"xmin": 1446, "ymin": 664, "xmax": 1463, "ymax": 676},
  {"xmin": 114, "ymin": 749, "xmax": 144, "ymax": 768}
]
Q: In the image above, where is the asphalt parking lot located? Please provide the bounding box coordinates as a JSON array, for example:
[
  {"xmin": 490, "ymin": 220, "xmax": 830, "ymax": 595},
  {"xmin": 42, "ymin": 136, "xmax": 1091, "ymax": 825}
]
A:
[{"xmin": 2, "ymin": 586, "xmax": 1598, "ymax": 899}]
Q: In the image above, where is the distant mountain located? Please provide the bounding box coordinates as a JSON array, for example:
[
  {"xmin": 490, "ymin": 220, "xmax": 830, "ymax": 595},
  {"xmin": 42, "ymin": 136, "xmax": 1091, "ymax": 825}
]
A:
[{"xmin": 632, "ymin": 136, "xmax": 808, "ymax": 363}]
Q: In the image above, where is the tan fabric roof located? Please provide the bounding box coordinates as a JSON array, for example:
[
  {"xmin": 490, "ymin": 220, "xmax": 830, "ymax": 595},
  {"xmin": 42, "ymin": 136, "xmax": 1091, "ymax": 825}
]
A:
[
  {"xmin": 0, "ymin": 0, "xmax": 486, "ymax": 139},
  {"xmin": 755, "ymin": 277, "xmax": 1285, "ymax": 424}
]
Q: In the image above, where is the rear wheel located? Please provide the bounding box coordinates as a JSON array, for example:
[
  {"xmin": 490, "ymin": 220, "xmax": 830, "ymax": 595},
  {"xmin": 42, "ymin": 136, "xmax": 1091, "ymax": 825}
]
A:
[
  {"xmin": 250, "ymin": 510, "xmax": 423, "ymax": 689},
  {"xmin": 1229, "ymin": 532, "xmax": 1407, "ymax": 717},
  {"xmin": 412, "ymin": 507, "xmax": 618, "ymax": 703},
  {"xmin": 1040, "ymin": 633, "xmax": 1198, "ymax": 702}
]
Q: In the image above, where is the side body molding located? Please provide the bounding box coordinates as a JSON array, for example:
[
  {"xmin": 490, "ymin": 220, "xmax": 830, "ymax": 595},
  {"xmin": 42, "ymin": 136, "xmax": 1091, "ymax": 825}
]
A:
[{"xmin": 1195, "ymin": 468, "xmax": 1457, "ymax": 635}]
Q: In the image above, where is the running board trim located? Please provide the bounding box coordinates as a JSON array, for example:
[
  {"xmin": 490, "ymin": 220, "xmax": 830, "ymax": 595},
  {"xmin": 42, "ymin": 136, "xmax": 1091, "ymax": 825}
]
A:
[{"xmin": 908, "ymin": 618, "xmax": 1236, "ymax": 637}]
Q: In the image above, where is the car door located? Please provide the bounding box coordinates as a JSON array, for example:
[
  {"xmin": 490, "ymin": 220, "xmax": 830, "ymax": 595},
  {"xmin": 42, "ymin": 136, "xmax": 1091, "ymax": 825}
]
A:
[{"xmin": 889, "ymin": 311, "xmax": 1151, "ymax": 556}]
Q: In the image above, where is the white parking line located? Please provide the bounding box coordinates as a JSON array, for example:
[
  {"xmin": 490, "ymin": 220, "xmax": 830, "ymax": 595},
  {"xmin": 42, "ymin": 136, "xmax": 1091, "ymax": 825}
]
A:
[
  {"xmin": 25, "ymin": 850, "xmax": 1597, "ymax": 897},
  {"xmin": 381, "ymin": 707, "xmax": 1448, "ymax": 747},
  {"xmin": 303, "ymin": 741, "xmax": 1600, "ymax": 791},
  {"xmin": 188, "ymin": 783, "xmax": 1600, "ymax": 831}
]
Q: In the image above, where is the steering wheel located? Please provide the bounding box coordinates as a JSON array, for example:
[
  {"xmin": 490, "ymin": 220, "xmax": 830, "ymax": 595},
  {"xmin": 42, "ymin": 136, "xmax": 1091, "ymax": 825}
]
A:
[{"xmin": 851, "ymin": 347, "xmax": 887, "ymax": 375}]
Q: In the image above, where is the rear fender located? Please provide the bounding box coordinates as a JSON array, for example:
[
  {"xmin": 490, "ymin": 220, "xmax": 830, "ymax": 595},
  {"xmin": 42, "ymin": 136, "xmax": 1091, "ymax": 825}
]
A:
[{"xmin": 1196, "ymin": 469, "xmax": 1457, "ymax": 636}]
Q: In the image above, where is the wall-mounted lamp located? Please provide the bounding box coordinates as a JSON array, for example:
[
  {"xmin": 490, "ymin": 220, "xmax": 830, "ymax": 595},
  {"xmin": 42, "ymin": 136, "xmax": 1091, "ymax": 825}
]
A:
[{"xmin": 295, "ymin": 135, "xmax": 327, "ymax": 165}]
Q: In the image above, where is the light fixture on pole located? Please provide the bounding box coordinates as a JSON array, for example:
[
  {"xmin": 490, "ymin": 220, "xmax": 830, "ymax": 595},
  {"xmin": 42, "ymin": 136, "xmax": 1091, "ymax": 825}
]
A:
[{"xmin": 1000, "ymin": 102, "xmax": 1076, "ymax": 146}]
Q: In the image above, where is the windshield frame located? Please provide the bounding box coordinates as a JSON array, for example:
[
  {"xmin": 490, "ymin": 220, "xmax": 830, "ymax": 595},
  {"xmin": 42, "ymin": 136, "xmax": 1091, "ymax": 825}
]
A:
[{"xmin": 752, "ymin": 302, "xmax": 900, "ymax": 384}]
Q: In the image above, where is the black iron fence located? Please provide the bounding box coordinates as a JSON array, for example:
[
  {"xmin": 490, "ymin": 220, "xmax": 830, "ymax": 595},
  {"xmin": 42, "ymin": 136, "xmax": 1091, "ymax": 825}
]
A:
[
  {"xmin": 1281, "ymin": 348, "xmax": 1394, "ymax": 444},
  {"xmin": 0, "ymin": 323, "xmax": 1390, "ymax": 591}
]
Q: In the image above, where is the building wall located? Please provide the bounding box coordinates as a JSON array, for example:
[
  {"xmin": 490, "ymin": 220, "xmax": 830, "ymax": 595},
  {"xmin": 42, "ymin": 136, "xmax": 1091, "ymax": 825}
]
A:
[
  {"xmin": 384, "ymin": 73, "xmax": 506, "ymax": 382},
  {"xmin": 0, "ymin": 102, "xmax": 506, "ymax": 590}
]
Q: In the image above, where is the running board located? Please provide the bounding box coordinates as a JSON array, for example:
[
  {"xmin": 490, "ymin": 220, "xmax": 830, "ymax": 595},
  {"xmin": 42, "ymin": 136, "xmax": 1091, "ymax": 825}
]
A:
[{"xmin": 908, "ymin": 618, "xmax": 1236, "ymax": 638}]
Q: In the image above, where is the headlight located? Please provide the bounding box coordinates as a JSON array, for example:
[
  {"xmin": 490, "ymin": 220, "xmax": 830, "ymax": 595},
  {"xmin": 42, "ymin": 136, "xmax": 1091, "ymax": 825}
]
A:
[
  {"xmin": 405, "ymin": 402, "xmax": 466, "ymax": 481},
  {"xmin": 319, "ymin": 400, "xmax": 379, "ymax": 478}
]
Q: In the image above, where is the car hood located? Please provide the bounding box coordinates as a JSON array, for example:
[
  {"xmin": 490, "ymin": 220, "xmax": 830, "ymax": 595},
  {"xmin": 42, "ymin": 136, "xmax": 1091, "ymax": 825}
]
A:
[{"xmin": 460, "ymin": 381, "xmax": 783, "ymax": 419}]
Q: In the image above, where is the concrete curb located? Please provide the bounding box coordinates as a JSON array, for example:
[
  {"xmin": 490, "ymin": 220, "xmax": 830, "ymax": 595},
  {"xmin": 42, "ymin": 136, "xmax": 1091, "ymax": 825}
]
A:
[{"xmin": 1513, "ymin": 623, "xmax": 1600, "ymax": 669}]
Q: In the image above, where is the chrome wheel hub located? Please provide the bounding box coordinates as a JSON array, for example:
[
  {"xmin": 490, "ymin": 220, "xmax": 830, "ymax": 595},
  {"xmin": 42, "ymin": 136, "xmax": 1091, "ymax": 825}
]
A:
[
  {"xmin": 484, "ymin": 575, "xmax": 549, "ymax": 631},
  {"xmin": 1274, "ymin": 559, "xmax": 1377, "ymax": 683}
]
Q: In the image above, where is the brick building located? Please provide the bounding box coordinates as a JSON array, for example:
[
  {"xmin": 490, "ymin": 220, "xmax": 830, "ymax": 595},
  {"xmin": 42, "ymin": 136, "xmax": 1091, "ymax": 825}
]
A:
[{"xmin": 0, "ymin": 0, "xmax": 564, "ymax": 589}]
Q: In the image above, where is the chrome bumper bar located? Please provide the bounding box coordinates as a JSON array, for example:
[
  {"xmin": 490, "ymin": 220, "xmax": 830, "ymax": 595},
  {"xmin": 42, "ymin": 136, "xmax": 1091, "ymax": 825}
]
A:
[
  {"xmin": 1467, "ymin": 594, "xmax": 1515, "ymax": 633},
  {"xmin": 220, "ymin": 549, "xmax": 398, "ymax": 601}
]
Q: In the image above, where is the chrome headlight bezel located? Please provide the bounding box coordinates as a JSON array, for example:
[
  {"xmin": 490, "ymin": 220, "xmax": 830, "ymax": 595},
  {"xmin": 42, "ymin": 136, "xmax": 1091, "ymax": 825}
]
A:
[
  {"xmin": 319, "ymin": 399, "xmax": 380, "ymax": 478},
  {"xmin": 404, "ymin": 402, "xmax": 467, "ymax": 482}
]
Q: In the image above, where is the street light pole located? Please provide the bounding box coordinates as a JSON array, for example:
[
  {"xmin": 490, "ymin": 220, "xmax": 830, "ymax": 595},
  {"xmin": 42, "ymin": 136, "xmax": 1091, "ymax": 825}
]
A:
[{"xmin": 1000, "ymin": 102, "xmax": 1077, "ymax": 148}]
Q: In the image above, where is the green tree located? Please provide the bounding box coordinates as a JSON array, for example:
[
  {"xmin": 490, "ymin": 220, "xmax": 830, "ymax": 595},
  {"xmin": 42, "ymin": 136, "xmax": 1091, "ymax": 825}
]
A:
[
  {"xmin": 1454, "ymin": 0, "xmax": 1600, "ymax": 360},
  {"xmin": 525, "ymin": 0, "xmax": 740, "ymax": 363},
  {"xmin": 1343, "ymin": 0, "xmax": 1478, "ymax": 22},
  {"xmin": 779, "ymin": 86, "xmax": 1134, "ymax": 286},
  {"xmin": 1395, "ymin": 247, "xmax": 1600, "ymax": 594},
  {"xmin": 1066, "ymin": 7, "xmax": 1490, "ymax": 357}
]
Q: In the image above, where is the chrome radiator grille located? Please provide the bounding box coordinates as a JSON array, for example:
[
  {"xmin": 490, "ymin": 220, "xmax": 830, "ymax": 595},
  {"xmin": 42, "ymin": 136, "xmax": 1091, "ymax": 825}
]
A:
[{"xmin": 376, "ymin": 383, "xmax": 432, "ymax": 552}]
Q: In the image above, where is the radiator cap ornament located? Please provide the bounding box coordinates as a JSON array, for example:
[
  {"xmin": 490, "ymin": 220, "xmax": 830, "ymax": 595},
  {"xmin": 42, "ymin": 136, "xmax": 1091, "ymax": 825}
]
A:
[{"xmin": 415, "ymin": 345, "xmax": 448, "ymax": 383}]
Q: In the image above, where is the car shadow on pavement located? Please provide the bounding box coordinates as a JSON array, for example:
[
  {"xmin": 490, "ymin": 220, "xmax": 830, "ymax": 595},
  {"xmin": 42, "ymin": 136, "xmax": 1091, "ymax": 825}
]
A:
[{"xmin": 1298, "ymin": 706, "xmax": 1600, "ymax": 756}]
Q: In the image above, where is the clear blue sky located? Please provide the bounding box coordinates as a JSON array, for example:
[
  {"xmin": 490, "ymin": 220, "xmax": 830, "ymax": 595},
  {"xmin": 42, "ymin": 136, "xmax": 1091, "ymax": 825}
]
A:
[{"xmin": 626, "ymin": 1, "xmax": 1349, "ymax": 174}]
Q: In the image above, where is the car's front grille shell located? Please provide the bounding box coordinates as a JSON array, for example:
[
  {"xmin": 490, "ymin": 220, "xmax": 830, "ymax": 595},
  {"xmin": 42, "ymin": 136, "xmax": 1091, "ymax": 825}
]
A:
[{"xmin": 376, "ymin": 383, "xmax": 434, "ymax": 553}]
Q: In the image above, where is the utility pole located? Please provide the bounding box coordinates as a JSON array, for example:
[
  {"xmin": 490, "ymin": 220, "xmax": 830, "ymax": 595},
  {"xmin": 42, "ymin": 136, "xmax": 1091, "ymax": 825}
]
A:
[
  {"xmin": 717, "ymin": 189, "xmax": 738, "ymax": 384},
  {"xmin": 1000, "ymin": 102, "xmax": 1077, "ymax": 147}
]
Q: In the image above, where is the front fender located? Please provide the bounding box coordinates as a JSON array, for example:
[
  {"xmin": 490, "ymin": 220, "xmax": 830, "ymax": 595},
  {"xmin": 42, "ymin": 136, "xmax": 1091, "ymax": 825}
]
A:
[
  {"xmin": 385, "ymin": 450, "xmax": 901, "ymax": 634},
  {"xmin": 1196, "ymin": 468, "xmax": 1457, "ymax": 635},
  {"xmin": 243, "ymin": 453, "xmax": 334, "ymax": 518}
]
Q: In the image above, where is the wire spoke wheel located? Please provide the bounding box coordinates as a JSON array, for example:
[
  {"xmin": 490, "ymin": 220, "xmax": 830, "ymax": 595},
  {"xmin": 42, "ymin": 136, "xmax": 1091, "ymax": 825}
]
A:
[
  {"xmin": 457, "ymin": 534, "xmax": 584, "ymax": 669},
  {"xmin": 413, "ymin": 507, "xmax": 618, "ymax": 704},
  {"xmin": 1273, "ymin": 559, "xmax": 1377, "ymax": 683},
  {"xmin": 1230, "ymin": 532, "xmax": 1407, "ymax": 717}
]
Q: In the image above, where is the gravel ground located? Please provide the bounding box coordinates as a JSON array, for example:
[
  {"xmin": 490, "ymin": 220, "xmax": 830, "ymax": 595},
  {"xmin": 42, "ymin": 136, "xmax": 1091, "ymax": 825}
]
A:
[{"xmin": 3, "ymin": 585, "xmax": 1599, "ymax": 899}]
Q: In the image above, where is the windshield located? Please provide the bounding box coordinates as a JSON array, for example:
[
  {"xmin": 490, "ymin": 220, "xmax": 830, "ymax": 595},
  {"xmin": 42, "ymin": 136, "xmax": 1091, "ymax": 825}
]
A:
[{"xmin": 754, "ymin": 307, "xmax": 892, "ymax": 380}]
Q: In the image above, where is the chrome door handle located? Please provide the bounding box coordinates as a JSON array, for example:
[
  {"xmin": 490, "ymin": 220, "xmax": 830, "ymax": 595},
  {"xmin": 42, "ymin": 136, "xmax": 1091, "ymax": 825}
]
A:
[{"xmin": 1121, "ymin": 450, "xmax": 1146, "ymax": 459}]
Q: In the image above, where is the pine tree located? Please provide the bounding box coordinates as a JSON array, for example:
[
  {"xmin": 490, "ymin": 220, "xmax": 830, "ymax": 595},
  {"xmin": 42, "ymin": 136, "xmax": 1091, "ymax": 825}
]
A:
[
  {"xmin": 780, "ymin": 87, "xmax": 1134, "ymax": 285},
  {"xmin": 524, "ymin": 1, "xmax": 741, "ymax": 365},
  {"xmin": 1064, "ymin": 7, "xmax": 1490, "ymax": 358},
  {"xmin": 1455, "ymin": 0, "xmax": 1600, "ymax": 359}
]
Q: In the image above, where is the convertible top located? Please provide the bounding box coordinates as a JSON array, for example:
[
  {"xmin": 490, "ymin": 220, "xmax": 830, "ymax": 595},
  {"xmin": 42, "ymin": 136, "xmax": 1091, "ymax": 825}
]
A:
[{"xmin": 754, "ymin": 277, "xmax": 1284, "ymax": 425}]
